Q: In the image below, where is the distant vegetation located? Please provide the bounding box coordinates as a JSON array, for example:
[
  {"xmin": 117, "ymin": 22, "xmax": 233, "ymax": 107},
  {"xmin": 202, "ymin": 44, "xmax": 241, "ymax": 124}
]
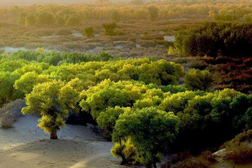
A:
[{"xmin": 174, "ymin": 22, "xmax": 252, "ymax": 57}]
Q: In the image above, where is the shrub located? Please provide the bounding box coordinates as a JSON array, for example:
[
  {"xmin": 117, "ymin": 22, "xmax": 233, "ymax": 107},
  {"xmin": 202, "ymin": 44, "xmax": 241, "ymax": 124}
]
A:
[
  {"xmin": 225, "ymin": 144, "xmax": 252, "ymax": 164},
  {"xmin": 243, "ymin": 108, "xmax": 252, "ymax": 129},
  {"xmin": 83, "ymin": 27, "xmax": 94, "ymax": 38},
  {"xmin": 185, "ymin": 69, "xmax": 214, "ymax": 91},
  {"xmin": 166, "ymin": 151, "xmax": 216, "ymax": 168},
  {"xmin": 97, "ymin": 107, "xmax": 129, "ymax": 139},
  {"xmin": 102, "ymin": 22, "xmax": 117, "ymax": 36},
  {"xmin": 111, "ymin": 138, "xmax": 137, "ymax": 165},
  {"xmin": 113, "ymin": 107, "xmax": 179, "ymax": 168}
]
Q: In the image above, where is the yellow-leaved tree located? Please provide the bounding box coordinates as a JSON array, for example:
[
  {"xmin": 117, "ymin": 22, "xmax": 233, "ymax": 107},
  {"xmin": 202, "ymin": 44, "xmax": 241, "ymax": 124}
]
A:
[{"xmin": 22, "ymin": 80, "xmax": 80, "ymax": 139}]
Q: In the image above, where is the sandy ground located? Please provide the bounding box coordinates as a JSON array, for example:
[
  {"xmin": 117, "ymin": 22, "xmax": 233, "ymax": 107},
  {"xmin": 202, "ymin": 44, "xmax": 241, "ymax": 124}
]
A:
[{"xmin": 0, "ymin": 115, "xmax": 126, "ymax": 168}]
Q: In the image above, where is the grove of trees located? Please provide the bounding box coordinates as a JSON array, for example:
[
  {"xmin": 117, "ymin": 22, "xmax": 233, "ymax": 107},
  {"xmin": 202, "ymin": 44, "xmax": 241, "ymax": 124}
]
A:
[
  {"xmin": 0, "ymin": 49, "xmax": 251, "ymax": 167},
  {"xmin": 174, "ymin": 22, "xmax": 252, "ymax": 57}
]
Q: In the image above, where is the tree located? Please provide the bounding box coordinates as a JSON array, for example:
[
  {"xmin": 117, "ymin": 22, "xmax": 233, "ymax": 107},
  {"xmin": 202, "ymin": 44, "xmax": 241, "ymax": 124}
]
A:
[
  {"xmin": 97, "ymin": 106, "xmax": 129, "ymax": 139},
  {"xmin": 83, "ymin": 27, "xmax": 95, "ymax": 37},
  {"xmin": 102, "ymin": 22, "xmax": 117, "ymax": 36},
  {"xmin": 66, "ymin": 15, "xmax": 81, "ymax": 26},
  {"xmin": 25, "ymin": 15, "xmax": 36, "ymax": 26},
  {"xmin": 0, "ymin": 71, "xmax": 22, "ymax": 106},
  {"xmin": 17, "ymin": 12, "xmax": 27, "ymax": 25},
  {"xmin": 22, "ymin": 81, "xmax": 80, "ymax": 139},
  {"xmin": 56, "ymin": 16, "xmax": 65, "ymax": 25},
  {"xmin": 113, "ymin": 107, "xmax": 178, "ymax": 168},
  {"xmin": 185, "ymin": 69, "xmax": 214, "ymax": 91},
  {"xmin": 36, "ymin": 11, "xmax": 55, "ymax": 25},
  {"xmin": 243, "ymin": 108, "xmax": 252, "ymax": 129},
  {"xmin": 14, "ymin": 72, "xmax": 51, "ymax": 94},
  {"xmin": 147, "ymin": 6, "xmax": 159, "ymax": 21},
  {"xmin": 109, "ymin": 10, "xmax": 121, "ymax": 23}
]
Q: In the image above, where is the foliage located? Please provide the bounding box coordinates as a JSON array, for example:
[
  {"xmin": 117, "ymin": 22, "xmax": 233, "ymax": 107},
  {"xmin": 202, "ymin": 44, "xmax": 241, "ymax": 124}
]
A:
[
  {"xmin": 22, "ymin": 81, "xmax": 80, "ymax": 139},
  {"xmin": 225, "ymin": 144, "xmax": 252, "ymax": 164},
  {"xmin": 97, "ymin": 107, "xmax": 130, "ymax": 139},
  {"xmin": 185, "ymin": 69, "xmax": 214, "ymax": 91},
  {"xmin": 109, "ymin": 10, "xmax": 121, "ymax": 23},
  {"xmin": 83, "ymin": 27, "xmax": 95, "ymax": 38},
  {"xmin": 102, "ymin": 22, "xmax": 117, "ymax": 36},
  {"xmin": 147, "ymin": 6, "xmax": 159, "ymax": 21},
  {"xmin": 113, "ymin": 107, "xmax": 179, "ymax": 167},
  {"xmin": 111, "ymin": 138, "xmax": 137, "ymax": 165},
  {"xmin": 174, "ymin": 22, "xmax": 252, "ymax": 57},
  {"xmin": 165, "ymin": 151, "xmax": 216, "ymax": 168}
]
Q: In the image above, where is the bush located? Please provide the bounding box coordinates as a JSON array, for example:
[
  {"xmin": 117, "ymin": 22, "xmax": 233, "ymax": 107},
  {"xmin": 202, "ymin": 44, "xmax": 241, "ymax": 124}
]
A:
[
  {"xmin": 225, "ymin": 144, "xmax": 252, "ymax": 164},
  {"xmin": 97, "ymin": 107, "xmax": 128, "ymax": 139},
  {"xmin": 243, "ymin": 108, "xmax": 252, "ymax": 129},
  {"xmin": 102, "ymin": 22, "xmax": 117, "ymax": 36},
  {"xmin": 111, "ymin": 138, "xmax": 137, "ymax": 165},
  {"xmin": 83, "ymin": 27, "xmax": 94, "ymax": 38},
  {"xmin": 113, "ymin": 107, "xmax": 179, "ymax": 168},
  {"xmin": 185, "ymin": 69, "xmax": 214, "ymax": 91},
  {"xmin": 166, "ymin": 151, "xmax": 216, "ymax": 168}
]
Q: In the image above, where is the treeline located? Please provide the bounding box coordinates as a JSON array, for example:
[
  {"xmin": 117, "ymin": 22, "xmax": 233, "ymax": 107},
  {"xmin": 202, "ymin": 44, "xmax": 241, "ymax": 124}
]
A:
[
  {"xmin": 0, "ymin": 51, "xmax": 184, "ymax": 106},
  {"xmin": 2, "ymin": 1, "xmax": 252, "ymax": 25},
  {"xmin": 174, "ymin": 22, "xmax": 252, "ymax": 57}
]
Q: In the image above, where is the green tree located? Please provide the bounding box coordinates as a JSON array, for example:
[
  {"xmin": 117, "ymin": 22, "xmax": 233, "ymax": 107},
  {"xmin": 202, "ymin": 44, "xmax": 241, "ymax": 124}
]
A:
[
  {"xmin": 0, "ymin": 72, "xmax": 22, "ymax": 106},
  {"xmin": 14, "ymin": 72, "xmax": 51, "ymax": 94},
  {"xmin": 97, "ymin": 107, "xmax": 129, "ymax": 139},
  {"xmin": 185, "ymin": 69, "xmax": 214, "ymax": 91},
  {"xmin": 83, "ymin": 27, "xmax": 95, "ymax": 37},
  {"xmin": 56, "ymin": 16, "xmax": 65, "ymax": 25},
  {"xmin": 147, "ymin": 6, "xmax": 159, "ymax": 21},
  {"xmin": 102, "ymin": 22, "xmax": 117, "ymax": 36},
  {"xmin": 17, "ymin": 12, "xmax": 27, "ymax": 25},
  {"xmin": 36, "ymin": 11, "xmax": 55, "ymax": 25},
  {"xmin": 25, "ymin": 15, "xmax": 36, "ymax": 26},
  {"xmin": 66, "ymin": 15, "xmax": 81, "ymax": 26},
  {"xmin": 109, "ymin": 10, "xmax": 121, "ymax": 23},
  {"xmin": 22, "ymin": 81, "xmax": 80, "ymax": 139},
  {"xmin": 243, "ymin": 108, "xmax": 252, "ymax": 129},
  {"xmin": 113, "ymin": 107, "xmax": 178, "ymax": 168}
]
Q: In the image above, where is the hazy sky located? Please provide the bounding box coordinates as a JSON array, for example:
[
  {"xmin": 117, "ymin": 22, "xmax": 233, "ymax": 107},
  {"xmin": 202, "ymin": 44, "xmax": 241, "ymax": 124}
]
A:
[
  {"xmin": 0, "ymin": 0, "xmax": 115, "ymax": 7},
  {"xmin": 1, "ymin": 0, "xmax": 140, "ymax": 7}
]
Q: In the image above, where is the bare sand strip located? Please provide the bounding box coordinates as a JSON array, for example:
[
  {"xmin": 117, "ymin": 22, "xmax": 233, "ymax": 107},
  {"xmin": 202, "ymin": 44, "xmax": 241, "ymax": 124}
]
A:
[{"xmin": 0, "ymin": 115, "xmax": 125, "ymax": 168}]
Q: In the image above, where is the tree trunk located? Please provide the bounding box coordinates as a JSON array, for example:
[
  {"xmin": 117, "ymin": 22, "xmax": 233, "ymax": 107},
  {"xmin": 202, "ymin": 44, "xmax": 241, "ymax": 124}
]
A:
[
  {"xmin": 145, "ymin": 164, "xmax": 152, "ymax": 168},
  {"xmin": 119, "ymin": 153, "xmax": 127, "ymax": 165},
  {"xmin": 153, "ymin": 162, "xmax": 157, "ymax": 168},
  {"xmin": 50, "ymin": 131, "xmax": 58, "ymax": 139},
  {"xmin": 120, "ymin": 157, "xmax": 127, "ymax": 165}
]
